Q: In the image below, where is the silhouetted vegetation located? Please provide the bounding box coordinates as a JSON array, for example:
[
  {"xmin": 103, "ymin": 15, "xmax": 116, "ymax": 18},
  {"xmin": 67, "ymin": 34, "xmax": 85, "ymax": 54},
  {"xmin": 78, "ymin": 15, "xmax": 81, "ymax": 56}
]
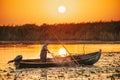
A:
[{"xmin": 0, "ymin": 21, "xmax": 120, "ymax": 42}]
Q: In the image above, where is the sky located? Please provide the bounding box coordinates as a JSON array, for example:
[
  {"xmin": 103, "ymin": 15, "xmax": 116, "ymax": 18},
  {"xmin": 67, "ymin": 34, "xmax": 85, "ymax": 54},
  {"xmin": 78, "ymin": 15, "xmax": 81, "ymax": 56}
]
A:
[{"xmin": 0, "ymin": 0, "xmax": 120, "ymax": 25}]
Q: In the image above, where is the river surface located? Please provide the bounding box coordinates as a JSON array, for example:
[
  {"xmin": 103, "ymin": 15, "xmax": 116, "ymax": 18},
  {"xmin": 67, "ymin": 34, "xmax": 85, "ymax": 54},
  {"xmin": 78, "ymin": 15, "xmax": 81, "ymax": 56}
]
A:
[{"xmin": 0, "ymin": 43, "xmax": 120, "ymax": 63}]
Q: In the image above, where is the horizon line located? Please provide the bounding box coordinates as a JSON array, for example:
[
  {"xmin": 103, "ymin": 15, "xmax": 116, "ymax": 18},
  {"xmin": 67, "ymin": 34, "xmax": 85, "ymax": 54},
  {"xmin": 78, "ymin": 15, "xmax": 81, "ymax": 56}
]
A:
[{"xmin": 0, "ymin": 20, "xmax": 120, "ymax": 26}]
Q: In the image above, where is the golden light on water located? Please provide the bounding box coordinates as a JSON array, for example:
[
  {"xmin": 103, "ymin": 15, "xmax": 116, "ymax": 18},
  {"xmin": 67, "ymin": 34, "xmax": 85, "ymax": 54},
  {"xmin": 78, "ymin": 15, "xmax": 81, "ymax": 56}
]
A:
[
  {"xmin": 58, "ymin": 48, "xmax": 67, "ymax": 57},
  {"xmin": 0, "ymin": 44, "xmax": 120, "ymax": 63}
]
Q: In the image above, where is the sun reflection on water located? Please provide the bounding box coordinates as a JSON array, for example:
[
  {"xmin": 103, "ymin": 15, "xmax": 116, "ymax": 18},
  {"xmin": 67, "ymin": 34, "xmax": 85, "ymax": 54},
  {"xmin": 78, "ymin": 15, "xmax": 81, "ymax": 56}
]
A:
[{"xmin": 58, "ymin": 48, "xmax": 67, "ymax": 57}]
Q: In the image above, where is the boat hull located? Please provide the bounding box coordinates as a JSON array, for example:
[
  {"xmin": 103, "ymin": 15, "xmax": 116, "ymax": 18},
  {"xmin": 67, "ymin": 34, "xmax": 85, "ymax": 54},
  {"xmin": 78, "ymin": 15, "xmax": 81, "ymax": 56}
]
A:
[{"xmin": 9, "ymin": 50, "xmax": 101, "ymax": 68}]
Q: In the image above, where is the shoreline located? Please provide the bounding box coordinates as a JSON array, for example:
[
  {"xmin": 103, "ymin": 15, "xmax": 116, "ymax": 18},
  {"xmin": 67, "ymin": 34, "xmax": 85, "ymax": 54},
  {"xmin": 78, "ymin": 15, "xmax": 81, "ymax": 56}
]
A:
[{"xmin": 0, "ymin": 41, "xmax": 120, "ymax": 44}]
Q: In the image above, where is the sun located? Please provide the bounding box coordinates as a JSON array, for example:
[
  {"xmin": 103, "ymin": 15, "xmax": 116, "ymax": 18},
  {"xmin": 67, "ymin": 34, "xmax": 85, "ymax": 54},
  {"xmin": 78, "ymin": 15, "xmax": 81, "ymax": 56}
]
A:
[{"xmin": 58, "ymin": 6, "xmax": 66, "ymax": 13}]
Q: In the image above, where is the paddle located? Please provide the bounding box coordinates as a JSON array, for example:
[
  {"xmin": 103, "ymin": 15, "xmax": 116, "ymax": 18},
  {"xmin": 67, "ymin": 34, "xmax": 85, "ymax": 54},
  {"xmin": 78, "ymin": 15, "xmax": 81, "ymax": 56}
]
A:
[
  {"xmin": 49, "ymin": 52, "xmax": 57, "ymax": 63},
  {"xmin": 47, "ymin": 28, "xmax": 80, "ymax": 66}
]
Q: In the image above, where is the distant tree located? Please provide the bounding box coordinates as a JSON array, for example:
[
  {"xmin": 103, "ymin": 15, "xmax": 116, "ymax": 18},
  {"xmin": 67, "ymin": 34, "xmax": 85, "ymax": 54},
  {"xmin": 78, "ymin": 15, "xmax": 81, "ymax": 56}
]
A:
[{"xmin": 0, "ymin": 21, "xmax": 120, "ymax": 42}]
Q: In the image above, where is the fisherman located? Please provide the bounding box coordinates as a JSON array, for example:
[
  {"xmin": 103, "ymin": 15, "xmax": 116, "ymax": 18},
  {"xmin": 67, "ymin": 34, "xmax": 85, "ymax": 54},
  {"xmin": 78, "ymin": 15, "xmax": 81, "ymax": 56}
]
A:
[{"xmin": 40, "ymin": 43, "xmax": 51, "ymax": 62}]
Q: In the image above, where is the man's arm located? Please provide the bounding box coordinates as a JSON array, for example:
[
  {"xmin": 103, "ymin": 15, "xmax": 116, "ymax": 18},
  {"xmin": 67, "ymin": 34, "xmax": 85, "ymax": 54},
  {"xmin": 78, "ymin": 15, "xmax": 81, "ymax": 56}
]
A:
[{"xmin": 47, "ymin": 49, "xmax": 51, "ymax": 53}]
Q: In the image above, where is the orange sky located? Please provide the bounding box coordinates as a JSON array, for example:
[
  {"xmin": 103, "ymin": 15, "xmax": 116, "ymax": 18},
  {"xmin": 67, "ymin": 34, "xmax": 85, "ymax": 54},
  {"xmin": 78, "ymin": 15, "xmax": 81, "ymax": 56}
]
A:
[{"xmin": 0, "ymin": 0, "xmax": 120, "ymax": 25}]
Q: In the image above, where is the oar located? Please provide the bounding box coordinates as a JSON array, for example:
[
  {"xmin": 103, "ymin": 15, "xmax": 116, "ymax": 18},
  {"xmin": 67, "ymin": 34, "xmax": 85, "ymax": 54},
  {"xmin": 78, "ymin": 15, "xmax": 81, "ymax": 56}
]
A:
[
  {"xmin": 49, "ymin": 52, "xmax": 58, "ymax": 63},
  {"xmin": 48, "ymin": 28, "xmax": 80, "ymax": 66},
  {"xmin": 62, "ymin": 45, "xmax": 80, "ymax": 65}
]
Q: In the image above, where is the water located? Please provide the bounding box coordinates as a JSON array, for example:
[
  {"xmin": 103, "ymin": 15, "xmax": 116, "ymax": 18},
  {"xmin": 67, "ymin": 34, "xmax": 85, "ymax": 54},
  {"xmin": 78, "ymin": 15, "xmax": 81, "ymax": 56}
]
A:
[
  {"xmin": 0, "ymin": 44, "xmax": 120, "ymax": 80},
  {"xmin": 0, "ymin": 44, "xmax": 120, "ymax": 63}
]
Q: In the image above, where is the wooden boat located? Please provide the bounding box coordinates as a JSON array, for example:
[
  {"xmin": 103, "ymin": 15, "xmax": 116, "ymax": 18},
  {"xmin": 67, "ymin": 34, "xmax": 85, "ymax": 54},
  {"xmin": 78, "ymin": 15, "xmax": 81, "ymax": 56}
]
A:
[{"xmin": 8, "ymin": 49, "xmax": 101, "ymax": 68}]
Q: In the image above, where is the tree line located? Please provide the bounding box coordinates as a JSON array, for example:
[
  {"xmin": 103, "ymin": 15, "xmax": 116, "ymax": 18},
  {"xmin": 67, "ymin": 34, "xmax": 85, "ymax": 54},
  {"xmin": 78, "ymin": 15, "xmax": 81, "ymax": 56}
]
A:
[{"xmin": 0, "ymin": 21, "xmax": 120, "ymax": 42}]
